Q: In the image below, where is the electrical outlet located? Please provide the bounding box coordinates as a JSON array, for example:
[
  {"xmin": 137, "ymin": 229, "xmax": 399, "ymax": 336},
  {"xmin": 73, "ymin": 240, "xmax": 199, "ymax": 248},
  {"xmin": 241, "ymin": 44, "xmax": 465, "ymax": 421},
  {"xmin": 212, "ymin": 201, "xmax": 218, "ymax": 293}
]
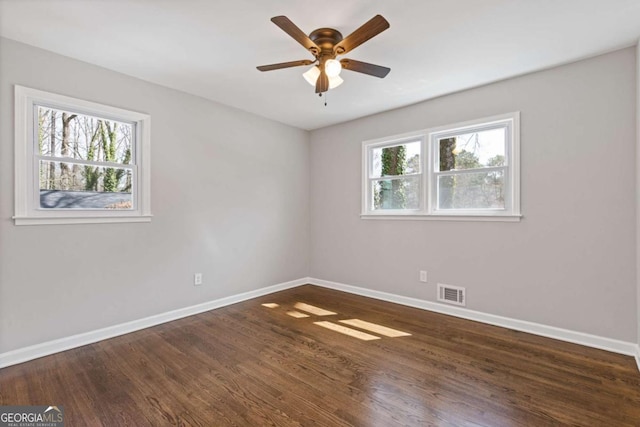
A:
[
  {"xmin": 194, "ymin": 273, "xmax": 203, "ymax": 286},
  {"xmin": 419, "ymin": 270, "xmax": 428, "ymax": 283}
]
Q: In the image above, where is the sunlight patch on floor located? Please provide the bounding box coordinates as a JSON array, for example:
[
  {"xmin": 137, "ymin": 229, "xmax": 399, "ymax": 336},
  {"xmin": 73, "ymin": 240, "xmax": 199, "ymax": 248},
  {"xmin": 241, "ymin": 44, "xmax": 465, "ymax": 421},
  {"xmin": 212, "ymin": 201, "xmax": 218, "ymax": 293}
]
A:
[
  {"xmin": 314, "ymin": 321, "xmax": 381, "ymax": 341},
  {"xmin": 339, "ymin": 319, "xmax": 412, "ymax": 337},
  {"xmin": 294, "ymin": 302, "xmax": 336, "ymax": 316},
  {"xmin": 286, "ymin": 311, "xmax": 310, "ymax": 318},
  {"xmin": 261, "ymin": 301, "xmax": 412, "ymax": 342}
]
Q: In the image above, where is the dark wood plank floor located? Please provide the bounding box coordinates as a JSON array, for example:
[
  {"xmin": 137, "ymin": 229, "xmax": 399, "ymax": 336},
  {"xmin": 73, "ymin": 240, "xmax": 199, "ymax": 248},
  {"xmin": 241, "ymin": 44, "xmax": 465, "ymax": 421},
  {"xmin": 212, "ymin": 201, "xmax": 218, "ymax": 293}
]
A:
[{"xmin": 1, "ymin": 285, "xmax": 639, "ymax": 426}]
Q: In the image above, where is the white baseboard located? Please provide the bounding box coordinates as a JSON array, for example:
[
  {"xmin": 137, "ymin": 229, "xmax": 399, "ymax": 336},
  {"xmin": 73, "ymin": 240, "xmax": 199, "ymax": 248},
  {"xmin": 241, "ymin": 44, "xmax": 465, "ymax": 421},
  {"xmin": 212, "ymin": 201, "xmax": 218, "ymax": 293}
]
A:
[
  {"xmin": 0, "ymin": 278, "xmax": 305, "ymax": 369},
  {"xmin": 2, "ymin": 276, "xmax": 639, "ymax": 373},
  {"xmin": 306, "ymin": 277, "xmax": 640, "ymax": 362}
]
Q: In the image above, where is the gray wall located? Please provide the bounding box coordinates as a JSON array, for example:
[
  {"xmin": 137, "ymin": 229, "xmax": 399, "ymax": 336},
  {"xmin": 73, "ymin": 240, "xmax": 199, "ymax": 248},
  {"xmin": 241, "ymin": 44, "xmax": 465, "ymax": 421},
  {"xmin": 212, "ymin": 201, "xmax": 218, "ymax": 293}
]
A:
[
  {"xmin": 310, "ymin": 48, "xmax": 637, "ymax": 342},
  {"xmin": 0, "ymin": 38, "xmax": 310, "ymax": 353},
  {"xmin": 1, "ymin": 37, "xmax": 637, "ymax": 354}
]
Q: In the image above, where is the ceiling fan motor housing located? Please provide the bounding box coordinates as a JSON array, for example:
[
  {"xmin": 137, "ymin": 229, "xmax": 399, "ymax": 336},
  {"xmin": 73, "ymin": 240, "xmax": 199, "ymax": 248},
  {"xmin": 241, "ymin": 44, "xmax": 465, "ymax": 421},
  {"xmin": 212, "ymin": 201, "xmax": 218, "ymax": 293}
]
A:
[{"xmin": 309, "ymin": 28, "xmax": 344, "ymax": 58}]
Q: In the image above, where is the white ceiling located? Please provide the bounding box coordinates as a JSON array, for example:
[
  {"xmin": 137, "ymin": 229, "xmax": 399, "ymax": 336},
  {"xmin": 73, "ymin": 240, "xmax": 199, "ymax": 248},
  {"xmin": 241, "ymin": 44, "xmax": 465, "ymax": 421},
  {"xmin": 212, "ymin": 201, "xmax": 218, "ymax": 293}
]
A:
[{"xmin": 1, "ymin": 0, "xmax": 639, "ymax": 130}]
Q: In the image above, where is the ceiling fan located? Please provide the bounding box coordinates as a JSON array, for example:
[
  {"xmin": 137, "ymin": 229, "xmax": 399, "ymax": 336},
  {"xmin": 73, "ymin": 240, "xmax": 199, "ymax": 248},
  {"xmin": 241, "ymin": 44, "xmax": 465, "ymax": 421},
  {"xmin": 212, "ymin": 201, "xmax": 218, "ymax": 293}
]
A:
[{"xmin": 257, "ymin": 15, "xmax": 391, "ymax": 94}]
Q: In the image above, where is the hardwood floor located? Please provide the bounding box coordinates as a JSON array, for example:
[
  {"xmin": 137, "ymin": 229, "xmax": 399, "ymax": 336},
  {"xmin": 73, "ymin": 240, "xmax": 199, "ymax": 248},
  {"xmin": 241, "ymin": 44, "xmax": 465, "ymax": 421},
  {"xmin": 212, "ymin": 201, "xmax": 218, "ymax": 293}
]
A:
[{"xmin": 1, "ymin": 285, "xmax": 639, "ymax": 426}]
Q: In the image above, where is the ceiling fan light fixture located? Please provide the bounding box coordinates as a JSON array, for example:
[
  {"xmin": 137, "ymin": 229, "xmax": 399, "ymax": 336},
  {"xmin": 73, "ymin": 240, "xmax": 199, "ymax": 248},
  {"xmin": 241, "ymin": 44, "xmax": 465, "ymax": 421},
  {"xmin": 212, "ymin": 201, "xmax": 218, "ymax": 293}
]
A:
[
  {"xmin": 258, "ymin": 15, "xmax": 391, "ymax": 95},
  {"xmin": 302, "ymin": 66, "xmax": 320, "ymax": 86},
  {"xmin": 325, "ymin": 59, "xmax": 342, "ymax": 77},
  {"xmin": 328, "ymin": 75, "xmax": 344, "ymax": 89},
  {"xmin": 303, "ymin": 66, "xmax": 343, "ymax": 90}
]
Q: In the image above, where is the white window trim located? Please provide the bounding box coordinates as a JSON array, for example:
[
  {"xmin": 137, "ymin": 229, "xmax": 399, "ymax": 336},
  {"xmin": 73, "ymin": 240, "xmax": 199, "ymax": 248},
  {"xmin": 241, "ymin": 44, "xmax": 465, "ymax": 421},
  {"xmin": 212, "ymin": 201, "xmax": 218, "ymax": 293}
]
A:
[
  {"xmin": 13, "ymin": 85, "xmax": 152, "ymax": 225},
  {"xmin": 361, "ymin": 130, "xmax": 427, "ymax": 215},
  {"xmin": 361, "ymin": 112, "xmax": 521, "ymax": 222}
]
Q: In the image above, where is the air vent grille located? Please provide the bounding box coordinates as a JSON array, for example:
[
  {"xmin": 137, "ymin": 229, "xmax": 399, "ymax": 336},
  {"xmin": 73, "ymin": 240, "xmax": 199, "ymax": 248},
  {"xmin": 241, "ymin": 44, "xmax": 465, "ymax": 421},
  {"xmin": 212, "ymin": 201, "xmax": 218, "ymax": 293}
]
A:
[{"xmin": 437, "ymin": 284, "xmax": 466, "ymax": 306}]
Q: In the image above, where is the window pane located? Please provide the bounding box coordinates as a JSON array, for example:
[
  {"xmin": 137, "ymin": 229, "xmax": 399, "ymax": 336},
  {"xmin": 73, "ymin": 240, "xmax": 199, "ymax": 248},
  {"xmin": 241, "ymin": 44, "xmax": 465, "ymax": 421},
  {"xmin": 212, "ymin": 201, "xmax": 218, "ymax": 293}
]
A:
[
  {"xmin": 39, "ymin": 160, "xmax": 132, "ymax": 209},
  {"xmin": 371, "ymin": 141, "xmax": 420, "ymax": 178},
  {"xmin": 438, "ymin": 128, "xmax": 505, "ymax": 171},
  {"xmin": 437, "ymin": 170, "xmax": 505, "ymax": 210},
  {"xmin": 373, "ymin": 177, "xmax": 420, "ymax": 210},
  {"xmin": 37, "ymin": 105, "xmax": 133, "ymax": 165}
]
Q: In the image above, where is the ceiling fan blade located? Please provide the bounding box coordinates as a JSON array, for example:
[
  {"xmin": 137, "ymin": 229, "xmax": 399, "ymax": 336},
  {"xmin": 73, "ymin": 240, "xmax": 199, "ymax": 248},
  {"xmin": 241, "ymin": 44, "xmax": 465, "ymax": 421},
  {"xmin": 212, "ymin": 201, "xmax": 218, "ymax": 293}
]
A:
[
  {"xmin": 271, "ymin": 16, "xmax": 320, "ymax": 55},
  {"xmin": 257, "ymin": 59, "xmax": 314, "ymax": 72},
  {"xmin": 315, "ymin": 69, "xmax": 329, "ymax": 93},
  {"xmin": 334, "ymin": 15, "xmax": 389, "ymax": 55},
  {"xmin": 340, "ymin": 59, "xmax": 390, "ymax": 78}
]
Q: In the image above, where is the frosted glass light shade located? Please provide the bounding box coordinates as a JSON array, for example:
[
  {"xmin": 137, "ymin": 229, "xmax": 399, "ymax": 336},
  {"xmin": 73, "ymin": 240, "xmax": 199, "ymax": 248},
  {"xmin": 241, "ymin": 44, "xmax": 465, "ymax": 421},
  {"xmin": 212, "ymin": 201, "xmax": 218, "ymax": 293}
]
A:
[
  {"xmin": 329, "ymin": 75, "xmax": 344, "ymax": 89},
  {"xmin": 302, "ymin": 66, "xmax": 320, "ymax": 85},
  {"xmin": 302, "ymin": 66, "xmax": 344, "ymax": 89},
  {"xmin": 325, "ymin": 59, "xmax": 342, "ymax": 77}
]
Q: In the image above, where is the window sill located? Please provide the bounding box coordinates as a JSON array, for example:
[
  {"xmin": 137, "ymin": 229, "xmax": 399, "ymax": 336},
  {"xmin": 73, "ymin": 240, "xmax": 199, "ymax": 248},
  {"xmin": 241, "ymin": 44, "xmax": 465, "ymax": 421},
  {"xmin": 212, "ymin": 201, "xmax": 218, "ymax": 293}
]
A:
[
  {"xmin": 13, "ymin": 215, "xmax": 153, "ymax": 226},
  {"xmin": 360, "ymin": 213, "xmax": 521, "ymax": 222}
]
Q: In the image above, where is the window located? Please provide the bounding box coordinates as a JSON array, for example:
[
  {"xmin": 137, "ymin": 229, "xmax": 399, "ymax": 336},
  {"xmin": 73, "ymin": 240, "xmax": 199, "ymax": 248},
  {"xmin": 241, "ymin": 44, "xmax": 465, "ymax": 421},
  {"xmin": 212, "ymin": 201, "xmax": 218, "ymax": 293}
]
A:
[
  {"xmin": 365, "ymin": 134, "xmax": 424, "ymax": 213},
  {"xmin": 362, "ymin": 113, "xmax": 520, "ymax": 221},
  {"xmin": 14, "ymin": 85, "xmax": 151, "ymax": 225}
]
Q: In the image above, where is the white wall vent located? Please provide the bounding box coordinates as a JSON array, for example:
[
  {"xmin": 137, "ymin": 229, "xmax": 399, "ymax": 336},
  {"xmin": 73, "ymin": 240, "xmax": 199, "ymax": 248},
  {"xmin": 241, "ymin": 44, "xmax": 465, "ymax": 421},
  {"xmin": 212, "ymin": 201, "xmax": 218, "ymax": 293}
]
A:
[{"xmin": 437, "ymin": 283, "xmax": 466, "ymax": 306}]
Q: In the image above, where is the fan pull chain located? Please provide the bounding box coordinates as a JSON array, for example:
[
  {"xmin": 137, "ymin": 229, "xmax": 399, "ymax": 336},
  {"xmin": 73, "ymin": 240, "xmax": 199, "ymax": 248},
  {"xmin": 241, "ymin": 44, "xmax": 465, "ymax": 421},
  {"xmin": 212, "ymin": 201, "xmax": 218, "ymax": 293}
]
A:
[{"xmin": 317, "ymin": 92, "xmax": 328, "ymax": 107}]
